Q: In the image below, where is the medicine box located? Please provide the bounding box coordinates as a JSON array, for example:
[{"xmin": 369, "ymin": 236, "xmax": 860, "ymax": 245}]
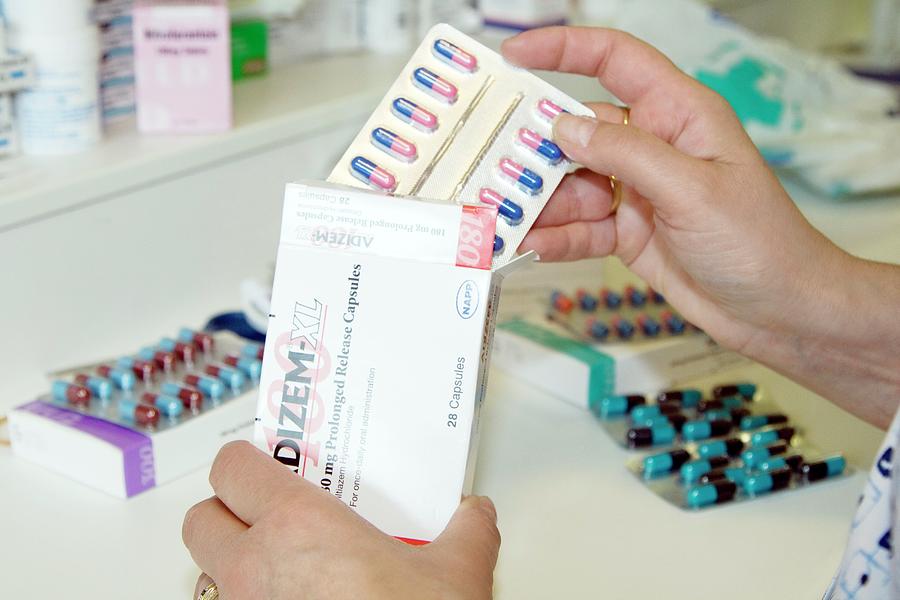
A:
[
  {"xmin": 256, "ymin": 181, "xmax": 529, "ymax": 543},
  {"xmin": 491, "ymin": 316, "xmax": 748, "ymax": 410},
  {"xmin": 8, "ymin": 332, "xmax": 258, "ymax": 499},
  {"xmin": 133, "ymin": 0, "xmax": 232, "ymax": 133}
]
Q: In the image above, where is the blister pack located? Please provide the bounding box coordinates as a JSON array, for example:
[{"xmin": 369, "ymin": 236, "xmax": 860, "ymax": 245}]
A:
[
  {"xmin": 590, "ymin": 383, "xmax": 851, "ymax": 509},
  {"xmin": 328, "ymin": 23, "xmax": 593, "ymax": 267},
  {"xmin": 9, "ymin": 330, "xmax": 262, "ymax": 498},
  {"xmin": 545, "ymin": 285, "xmax": 703, "ymax": 343}
]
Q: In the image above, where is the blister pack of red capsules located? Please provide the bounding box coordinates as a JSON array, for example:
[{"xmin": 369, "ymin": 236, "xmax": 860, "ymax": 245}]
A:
[
  {"xmin": 589, "ymin": 382, "xmax": 851, "ymax": 509},
  {"xmin": 328, "ymin": 23, "xmax": 593, "ymax": 267},
  {"xmin": 8, "ymin": 329, "xmax": 263, "ymax": 498},
  {"xmin": 546, "ymin": 285, "xmax": 703, "ymax": 343}
]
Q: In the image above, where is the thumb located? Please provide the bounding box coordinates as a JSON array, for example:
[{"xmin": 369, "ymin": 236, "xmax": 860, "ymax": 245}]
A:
[
  {"xmin": 431, "ymin": 496, "xmax": 501, "ymax": 573},
  {"xmin": 553, "ymin": 113, "xmax": 702, "ymax": 218}
]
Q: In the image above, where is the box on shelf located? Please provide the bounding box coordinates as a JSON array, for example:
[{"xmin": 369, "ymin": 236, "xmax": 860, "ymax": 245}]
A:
[
  {"xmin": 492, "ymin": 316, "xmax": 748, "ymax": 409},
  {"xmin": 133, "ymin": 0, "xmax": 232, "ymax": 133}
]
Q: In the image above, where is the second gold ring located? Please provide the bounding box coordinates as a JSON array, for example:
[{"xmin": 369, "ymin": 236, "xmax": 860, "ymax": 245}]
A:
[{"xmin": 609, "ymin": 106, "xmax": 630, "ymax": 214}]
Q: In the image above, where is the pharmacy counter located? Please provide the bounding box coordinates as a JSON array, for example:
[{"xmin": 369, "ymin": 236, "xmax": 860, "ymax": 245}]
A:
[{"xmin": 0, "ymin": 358, "xmax": 876, "ymax": 599}]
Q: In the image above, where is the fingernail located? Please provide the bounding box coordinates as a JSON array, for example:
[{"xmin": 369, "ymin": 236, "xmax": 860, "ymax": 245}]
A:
[
  {"xmin": 553, "ymin": 114, "xmax": 597, "ymax": 148},
  {"xmin": 478, "ymin": 496, "xmax": 497, "ymax": 523}
]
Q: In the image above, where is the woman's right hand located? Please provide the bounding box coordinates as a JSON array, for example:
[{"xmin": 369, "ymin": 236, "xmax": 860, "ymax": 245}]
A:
[{"xmin": 502, "ymin": 27, "xmax": 900, "ymax": 427}]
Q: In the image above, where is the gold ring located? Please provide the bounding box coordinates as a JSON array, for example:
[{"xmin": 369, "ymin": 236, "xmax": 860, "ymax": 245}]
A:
[
  {"xmin": 609, "ymin": 106, "xmax": 631, "ymax": 214},
  {"xmin": 198, "ymin": 582, "xmax": 219, "ymax": 600}
]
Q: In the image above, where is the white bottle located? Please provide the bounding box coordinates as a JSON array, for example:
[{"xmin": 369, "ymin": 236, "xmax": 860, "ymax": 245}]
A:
[
  {"xmin": 8, "ymin": 25, "xmax": 102, "ymax": 155},
  {"xmin": 3, "ymin": 0, "xmax": 94, "ymax": 34}
]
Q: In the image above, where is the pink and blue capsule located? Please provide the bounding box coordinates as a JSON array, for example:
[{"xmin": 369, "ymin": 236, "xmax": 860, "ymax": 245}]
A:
[
  {"xmin": 624, "ymin": 285, "xmax": 647, "ymax": 307},
  {"xmin": 183, "ymin": 373, "xmax": 224, "ymax": 399},
  {"xmin": 660, "ymin": 310, "xmax": 686, "ymax": 334},
  {"xmin": 517, "ymin": 128, "xmax": 563, "ymax": 165},
  {"xmin": 536, "ymin": 98, "xmax": 568, "ymax": 122},
  {"xmin": 432, "ymin": 39, "xmax": 477, "ymax": 73},
  {"xmin": 412, "ymin": 67, "xmax": 458, "ymax": 103},
  {"xmin": 600, "ymin": 287, "xmax": 623, "ymax": 309},
  {"xmin": 204, "ymin": 363, "xmax": 245, "ymax": 389},
  {"xmin": 73, "ymin": 374, "xmax": 113, "ymax": 401},
  {"xmin": 493, "ymin": 235, "xmax": 504, "ymax": 255},
  {"xmin": 479, "ymin": 188, "xmax": 523, "ymax": 225},
  {"xmin": 52, "ymin": 381, "xmax": 92, "ymax": 407},
  {"xmin": 142, "ymin": 392, "xmax": 184, "ymax": 418},
  {"xmin": 178, "ymin": 328, "xmax": 215, "ymax": 353},
  {"xmin": 96, "ymin": 365, "xmax": 136, "ymax": 390},
  {"xmin": 391, "ymin": 97, "xmax": 438, "ymax": 133},
  {"xmin": 576, "ymin": 289, "xmax": 598, "ymax": 311},
  {"xmin": 350, "ymin": 156, "xmax": 397, "ymax": 193},
  {"xmin": 585, "ymin": 318, "xmax": 610, "ymax": 341},
  {"xmin": 636, "ymin": 314, "xmax": 661, "ymax": 337},
  {"xmin": 550, "ymin": 291, "xmax": 575, "ymax": 314},
  {"xmin": 498, "ymin": 157, "xmax": 543, "ymax": 195},
  {"xmin": 241, "ymin": 343, "xmax": 265, "ymax": 360},
  {"xmin": 159, "ymin": 337, "xmax": 196, "ymax": 364},
  {"xmin": 611, "ymin": 316, "xmax": 635, "ymax": 339},
  {"xmin": 371, "ymin": 127, "xmax": 417, "ymax": 162},
  {"xmin": 138, "ymin": 346, "xmax": 176, "ymax": 372},
  {"xmin": 224, "ymin": 354, "xmax": 262, "ymax": 380}
]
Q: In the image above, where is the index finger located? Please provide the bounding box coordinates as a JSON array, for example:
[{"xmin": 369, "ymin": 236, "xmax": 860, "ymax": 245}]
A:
[{"xmin": 502, "ymin": 27, "xmax": 693, "ymax": 105}]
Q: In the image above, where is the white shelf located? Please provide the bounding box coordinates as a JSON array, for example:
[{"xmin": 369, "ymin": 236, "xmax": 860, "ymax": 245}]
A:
[{"xmin": 0, "ymin": 51, "xmax": 408, "ymax": 231}]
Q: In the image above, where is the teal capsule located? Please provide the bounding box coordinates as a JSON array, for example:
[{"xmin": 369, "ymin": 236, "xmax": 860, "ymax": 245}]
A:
[
  {"xmin": 697, "ymin": 438, "xmax": 744, "ymax": 459},
  {"xmin": 630, "ymin": 405, "xmax": 660, "ymax": 421},
  {"xmin": 686, "ymin": 480, "xmax": 737, "ymax": 508},
  {"xmin": 802, "ymin": 455, "xmax": 846, "ymax": 482},
  {"xmin": 681, "ymin": 456, "xmax": 729, "ymax": 484},
  {"xmin": 627, "ymin": 424, "xmax": 676, "ymax": 448},
  {"xmin": 713, "ymin": 383, "xmax": 757, "ymax": 399},
  {"xmin": 142, "ymin": 392, "xmax": 183, "ymax": 418},
  {"xmin": 759, "ymin": 454, "xmax": 803, "ymax": 473},
  {"xmin": 591, "ymin": 394, "xmax": 645, "ymax": 418},
  {"xmin": 634, "ymin": 414, "xmax": 671, "ymax": 428},
  {"xmin": 744, "ymin": 467, "xmax": 792, "ymax": 496},
  {"xmin": 699, "ymin": 467, "xmax": 747, "ymax": 486},
  {"xmin": 750, "ymin": 427, "xmax": 796, "ymax": 446},
  {"xmin": 682, "ymin": 419, "xmax": 732, "ymax": 441},
  {"xmin": 643, "ymin": 449, "xmax": 691, "ymax": 477},
  {"xmin": 656, "ymin": 389, "xmax": 702, "ymax": 409},
  {"xmin": 742, "ymin": 442, "xmax": 789, "ymax": 469},
  {"xmin": 740, "ymin": 413, "xmax": 788, "ymax": 431},
  {"xmin": 704, "ymin": 409, "xmax": 732, "ymax": 422}
]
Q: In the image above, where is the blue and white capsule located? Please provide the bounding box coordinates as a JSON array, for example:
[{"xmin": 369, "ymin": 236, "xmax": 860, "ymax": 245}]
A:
[
  {"xmin": 517, "ymin": 128, "xmax": 563, "ymax": 165},
  {"xmin": 350, "ymin": 156, "xmax": 397, "ymax": 193},
  {"xmin": 412, "ymin": 67, "xmax": 458, "ymax": 103},
  {"xmin": 479, "ymin": 188, "xmax": 523, "ymax": 225},
  {"xmin": 498, "ymin": 157, "xmax": 543, "ymax": 195}
]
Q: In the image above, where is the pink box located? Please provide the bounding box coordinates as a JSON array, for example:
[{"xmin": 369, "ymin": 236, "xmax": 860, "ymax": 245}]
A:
[{"xmin": 134, "ymin": 0, "xmax": 232, "ymax": 133}]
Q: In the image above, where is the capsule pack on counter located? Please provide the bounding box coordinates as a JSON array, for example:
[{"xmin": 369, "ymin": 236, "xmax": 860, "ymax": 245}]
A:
[
  {"xmin": 546, "ymin": 285, "xmax": 703, "ymax": 343},
  {"xmin": 590, "ymin": 383, "xmax": 851, "ymax": 510},
  {"xmin": 8, "ymin": 330, "xmax": 261, "ymax": 498},
  {"xmin": 328, "ymin": 23, "xmax": 593, "ymax": 266}
]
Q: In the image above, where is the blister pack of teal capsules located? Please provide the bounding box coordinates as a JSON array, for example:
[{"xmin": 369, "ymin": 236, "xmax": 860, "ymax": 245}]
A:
[
  {"xmin": 545, "ymin": 285, "xmax": 703, "ymax": 343},
  {"xmin": 328, "ymin": 23, "xmax": 594, "ymax": 267},
  {"xmin": 590, "ymin": 382, "xmax": 851, "ymax": 509},
  {"xmin": 37, "ymin": 329, "xmax": 263, "ymax": 432}
]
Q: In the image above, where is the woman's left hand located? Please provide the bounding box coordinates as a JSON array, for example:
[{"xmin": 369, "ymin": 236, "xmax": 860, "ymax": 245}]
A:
[{"xmin": 183, "ymin": 441, "xmax": 500, "ymax": 600}]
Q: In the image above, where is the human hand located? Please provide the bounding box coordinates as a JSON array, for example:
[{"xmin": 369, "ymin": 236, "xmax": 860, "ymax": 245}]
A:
[
  {"xmin": 503, "ymin": 27, "xmax": 900, "ymax": 428},
  {"xmin": 502, "ymin": 27, "xmax": 850, "ymax": 354},
  {"xmin": 183, "ymin": 441, "xmax": 500, "ymax": 600}
]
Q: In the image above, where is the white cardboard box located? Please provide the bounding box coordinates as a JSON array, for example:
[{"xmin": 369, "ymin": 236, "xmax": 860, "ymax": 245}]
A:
[
  {"xmin": 492, "ymin": 316, "xmax": 748, "ymax": 410},
  {"xmin": 255, "ymin": 181, "xmax": 526, "ymax": 543}
]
